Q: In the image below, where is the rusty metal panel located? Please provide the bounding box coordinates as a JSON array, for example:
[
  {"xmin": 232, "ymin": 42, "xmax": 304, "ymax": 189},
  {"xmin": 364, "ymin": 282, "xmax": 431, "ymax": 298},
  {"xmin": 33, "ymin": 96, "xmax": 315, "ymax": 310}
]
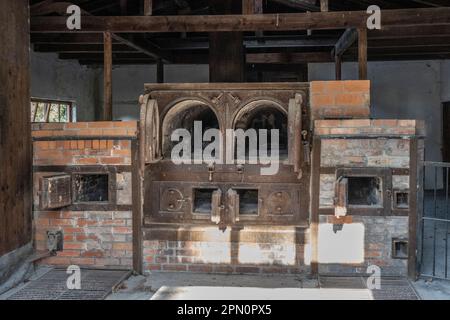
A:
[
  {"xmin": 227, "ymin": 188, "xmax": 239, "ymax": 224},
  {"xmin": 141, "ymin": 85, "xmax": 311, "ymax": 228},
  {"xmin": 334, "ymin": 177, "xmax": 348, "ymax": 217},
  {"xmin": 289, "ymin": 94, "xmax": 303, "ymax": 175},
  {"xmin": 139, "ymin": 95, "xmax": 160, "ymax": 164},
  {"xmin": 211, "ymin": 189, "xmax": 222, "ymax": 224},
  {"xmin": 39, "ymin": 174, "xmax": 72, "ymax": 210}
]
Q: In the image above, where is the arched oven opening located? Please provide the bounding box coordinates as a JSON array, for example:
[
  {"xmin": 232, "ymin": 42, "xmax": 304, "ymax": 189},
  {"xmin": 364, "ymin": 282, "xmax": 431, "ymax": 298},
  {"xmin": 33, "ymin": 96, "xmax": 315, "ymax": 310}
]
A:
[
  {"xmin": 233, "ymin": 100, "xmax": 288, "ymax": 160},
  {"xmin": 162, "ymin": 100, "xmax": 219, "ymax": 159}
]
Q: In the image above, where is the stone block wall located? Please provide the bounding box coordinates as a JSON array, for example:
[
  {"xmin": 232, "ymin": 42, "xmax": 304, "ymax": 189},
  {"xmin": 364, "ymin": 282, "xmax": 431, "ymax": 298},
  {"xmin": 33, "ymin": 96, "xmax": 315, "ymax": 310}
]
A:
[{"xmin": 32, "ymin": 121, "xmax": 137, "ymax": 269}]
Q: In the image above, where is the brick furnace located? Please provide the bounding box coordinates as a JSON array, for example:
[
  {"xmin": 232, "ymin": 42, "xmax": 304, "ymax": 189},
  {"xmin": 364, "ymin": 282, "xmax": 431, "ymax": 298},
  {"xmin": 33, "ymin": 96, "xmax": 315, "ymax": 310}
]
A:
[{"xmin": 31, "ymin": 80, "xmax": 424, "ymax": 278}]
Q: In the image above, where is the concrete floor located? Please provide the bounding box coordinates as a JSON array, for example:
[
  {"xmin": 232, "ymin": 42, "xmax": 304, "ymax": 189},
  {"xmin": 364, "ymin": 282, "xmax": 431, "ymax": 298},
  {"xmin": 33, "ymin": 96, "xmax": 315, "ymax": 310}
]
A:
[
  {"xmin": 412, "ymin": 278, "xmax": 450, "ymax": 300},
  {"xmin": 1, "ymin": 267, "xmax": 448, "ymax": 300},
  {"xmin": 107, "ymin": 272, "xmax": 318, "ymax": 300},
  {"xmin": 106, "ymin": 272, "xmax": 440, "ymax": 300}
]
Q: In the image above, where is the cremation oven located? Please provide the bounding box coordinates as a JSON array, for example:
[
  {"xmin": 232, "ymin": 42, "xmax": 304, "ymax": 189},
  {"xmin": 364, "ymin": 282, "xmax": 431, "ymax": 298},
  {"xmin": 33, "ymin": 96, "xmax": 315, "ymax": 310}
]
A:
[{"xmin": 140, "ymin": 83, "xmax": 311, "ymax": 229}]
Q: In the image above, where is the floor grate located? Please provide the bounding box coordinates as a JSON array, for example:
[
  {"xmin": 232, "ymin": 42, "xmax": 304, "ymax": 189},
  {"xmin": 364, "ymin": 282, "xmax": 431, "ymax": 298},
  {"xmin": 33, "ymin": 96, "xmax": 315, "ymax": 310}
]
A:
[
  {"xmin": 7, "ymin": 268, "xmax": 130, "ymax": 300},
  {"xmin": 319, "ymin": 276, "xmax": 419, "ymax": 300}
]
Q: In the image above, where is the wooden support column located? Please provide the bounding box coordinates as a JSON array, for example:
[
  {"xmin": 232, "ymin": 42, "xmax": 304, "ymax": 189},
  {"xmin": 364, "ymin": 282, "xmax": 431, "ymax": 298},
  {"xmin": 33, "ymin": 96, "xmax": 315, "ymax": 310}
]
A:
[
  {"xmin": 310, "ymin": 137, "xmax": 321, "ymax": 276},
  {"xmin": 335, "ymin": 55, "xmax": 342, "ymax": 80},
  {"xmin": 103, "ymin": 31, "xmax": 113, "ymax": 121},
  {"xmin": 243, "ymin": 0, "xmax": 264, "ymax": 39},
  {"xmin": 209, "ymin": 0, "xmax": 244, "ymax": 82},
  {"xmin": 144, "ymin": 0, "xmax": 152, "ymax": 16},
  {"xmin": 408, "ymin": 138, "xmax": 419, "ymax": 280},
  {"xmin": 358, "ymin": 27, "xmax": 368, "ymax": 80},
  {"xmin": 0, "ymin": 0, "xmax": 32, "ymax": 257},
  {"xmin": 320, "ymin": 0, "xmax": 329, "ymax": 12},
  {"xmin": 120, "ymin": 0, "xmax": 127, "ymax": 15},
  {"xmin": 242, "ymin": 0, "xmax": 263, "ymax": 14},
  {"xmin": 157, "ymin": 58, "xmax": 164, "ymax": 83}
]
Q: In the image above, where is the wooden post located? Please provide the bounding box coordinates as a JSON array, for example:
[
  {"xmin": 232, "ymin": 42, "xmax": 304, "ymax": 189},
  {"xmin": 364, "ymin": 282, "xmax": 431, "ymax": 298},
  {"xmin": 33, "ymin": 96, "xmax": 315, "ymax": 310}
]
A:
[
  {"xmin": 131, "ymin": 140, "xmax": 143, "ymax": 274},
  {"xmin": 408, "ymin": 138, "xmax": 419, "ymax": 280},
  {"xmin": 320, "ymin": 0, "xmax": 329, "ymax": 12},
  {"xmin": 209, "ymin": 0, "xmax": 244, "ymax": 82},
  {"xmin": 209, "ymin": 32, "xmax": 244, "ymax": 82},
  {"xmin": 243, "ymin": 0, "xmax": 264, "ymax": 38},
  {"xmin": 120, "ymin": 0, "xmax": 127, "ymax": 15},
  {"xmin": 157, "ymin": 58, "xmax": 164, "ymax": 83},
  {"xmin": 310, "ymin": 137, "xmax": 321, "ymax": 276},
  {"xmin": 0, "ymin": 0, "xmax": 32, "ymax": 257},
  {"xmin": 335, "ymin": 55, "xmax": 342, "ymax": 80},
  {"xmin": 358, "ymin": 27, "xmax": 368, "ymax": 80},
  {"xmin": 242, "ymin": 0, "xmax": 263, "ymax": 14},
  {"xmin": 103, "ymin": 31, "xmax": 113, "ymax": 121},
  {"xmin": 144, "ymin": 0, "xmax": 152, "ymax": 16}
]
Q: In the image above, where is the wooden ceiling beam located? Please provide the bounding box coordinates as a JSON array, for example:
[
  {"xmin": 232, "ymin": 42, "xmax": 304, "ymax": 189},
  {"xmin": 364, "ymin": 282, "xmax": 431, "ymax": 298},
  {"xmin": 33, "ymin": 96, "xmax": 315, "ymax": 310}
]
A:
[
  {"xmin": 333, "ymin": 28, "xmax": 358, "ymax": 57},
  {"xmin": 370, "ymin": 24, "xmax": 450, "ymax": 39},
  {"xmin": 111, "ymin": 34, "xmax": 172, "ymax": 62},
  {"xmin": 59, "ymin": 52, "xmax": 152, "ymax": 60},
  {"xmin": 33, "ymin": 43, "xmax": 137, "ymax": 53},
  {"xmin": 30, "ymin": 33, "xmax": 117, "ymax": 44},
  {"xmin": 30, "ymin": 8, "xmax": 450, "ymax": 33},
  {"xmin": 369, "ymin": 37, "xmax": 450, "ymax": 48},
  {"xmin": 347, "ymin": 46, "xmax": 450, "ymax": 55},
  {"xmin": 269, "ymin": 0, "xmax": 319, "ymax": 11},
  {"xmin": 30, "ymin": 0, "xmax": 170, "ymax": 62},
  {"xmin": 247, "ymin": 52, "xmax": 333, "ymax": 63}
]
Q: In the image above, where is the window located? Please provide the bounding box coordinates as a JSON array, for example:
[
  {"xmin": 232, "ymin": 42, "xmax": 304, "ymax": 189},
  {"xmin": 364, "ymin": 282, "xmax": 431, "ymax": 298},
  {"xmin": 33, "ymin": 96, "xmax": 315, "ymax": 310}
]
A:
[{"xmin": 31, "ymin": 98, "xmax": 73, "ymax": 123}]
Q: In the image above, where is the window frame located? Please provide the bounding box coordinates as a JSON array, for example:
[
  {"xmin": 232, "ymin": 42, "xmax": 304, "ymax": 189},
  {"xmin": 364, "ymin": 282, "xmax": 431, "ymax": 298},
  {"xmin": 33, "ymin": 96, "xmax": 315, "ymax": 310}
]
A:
[{"xmin": 31, "ymin": 98, "xmax": 73, "ymax": 123}]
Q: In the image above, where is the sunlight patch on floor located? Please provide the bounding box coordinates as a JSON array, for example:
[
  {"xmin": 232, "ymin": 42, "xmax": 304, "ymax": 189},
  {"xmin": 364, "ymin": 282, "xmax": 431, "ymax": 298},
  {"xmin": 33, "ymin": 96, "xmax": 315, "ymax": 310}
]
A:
[{"xmin": 150, "ymin": 286, "xmax": 374, "ymax": 300}]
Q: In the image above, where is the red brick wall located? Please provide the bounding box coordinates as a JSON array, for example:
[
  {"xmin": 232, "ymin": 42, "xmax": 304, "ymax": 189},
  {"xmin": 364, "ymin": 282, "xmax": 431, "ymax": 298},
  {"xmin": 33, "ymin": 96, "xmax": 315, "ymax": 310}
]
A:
[
  {"xmin": 35, "ymin": 211, "xmax": 132, "ymax": 267},
  {"xmin": 32, "ymin": 121, "xmax": 137, "ymax": 269},
  {"xmin": 314, "ymin": 119, "xmax": 425, "ymax": 137},
  {"xmin": 32, "ymin": 122, "xmax": 136, "ymax": 166},
  {"xmin": 142, "ymin": 226, "xmax": 310, "ymax": 275},
  {"xmin": 310, "ymin": 80, "xmax": 370, "ymax": 119}
]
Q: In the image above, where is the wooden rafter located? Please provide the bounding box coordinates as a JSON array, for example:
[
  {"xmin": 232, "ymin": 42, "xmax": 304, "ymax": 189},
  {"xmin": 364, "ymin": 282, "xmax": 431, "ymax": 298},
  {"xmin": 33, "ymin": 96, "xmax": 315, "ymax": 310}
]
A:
[{"xmin": 30, "ymin": 0, "xmax": 170, "ymax": 62}]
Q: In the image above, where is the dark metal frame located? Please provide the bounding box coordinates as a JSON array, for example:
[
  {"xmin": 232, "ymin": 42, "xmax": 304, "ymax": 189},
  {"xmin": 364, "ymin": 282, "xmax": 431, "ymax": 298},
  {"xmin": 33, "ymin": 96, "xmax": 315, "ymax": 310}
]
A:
[
  {"xmin": 335, "ymin": 167, "xmax": 392, "ymax": 216},
  {"xmin": 418, "ymin": 160, "xmax": 450, "ymax": 280}
]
